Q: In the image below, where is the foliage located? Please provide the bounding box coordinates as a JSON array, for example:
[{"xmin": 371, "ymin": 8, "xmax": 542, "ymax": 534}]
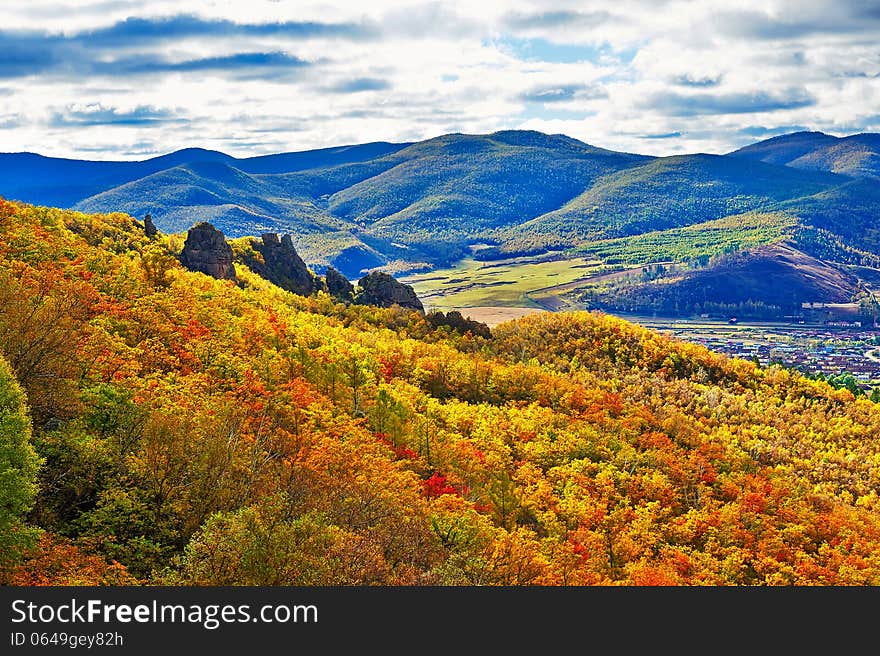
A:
[
  {"xmin": 8, "ymin": 533, "xmax": 137, "ymax": 585},
  {"xmin": 3, "ymin": 197, "xmax": 880, "ymax": 586},
  {"xmin": 502, "ymin": 154, "xmax": 841, "ymax": 247},
  {"xmin": 573, "ymin": 212, "xmax": 796, "ymax": 266},
  {"xmin": 0, "ymin": 354, "xmax": 41, "ymax": 577}
]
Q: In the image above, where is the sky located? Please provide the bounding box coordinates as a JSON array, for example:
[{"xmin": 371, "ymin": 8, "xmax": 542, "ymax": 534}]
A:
[{"xmin": 0, "ymin": 0, "xmax": 878, "ymax": 160}]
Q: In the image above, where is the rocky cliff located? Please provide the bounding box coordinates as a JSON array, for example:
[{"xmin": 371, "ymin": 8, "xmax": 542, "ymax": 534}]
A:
[
  {"xmin": 179, "ymin": 222, "xmax": 237, "ymax": 281},
  {"xmin": 178, "ymin": 223, "xmax": 424, "ymax": 310},
  {"xmin": 426, "ymin": 310, "xmax": 491, "ymax": 338},
  {"xmin": 239, "ymin": 233, "xmax": 317, "ymax": 296},
  {"xmin": 355, "ymin": 271, "xmax": 424, "ymax": 312},
  {"xmin": 325, "ymin": 265, "xmax": 355, "ymax": 302},
  {"xmin": 143, "ymin": 213, "xmax": 158, "ymax": 238}
]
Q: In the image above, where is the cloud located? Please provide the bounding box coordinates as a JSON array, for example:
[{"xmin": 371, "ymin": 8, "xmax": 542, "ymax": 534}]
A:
[
  {"xmin": 102, "ymin": 52, "xmax": 311, "ymax": 77},
  {"xmin": 77, "ymin": 14, "xmax": 376, "ymax": 47},
  {"xmin": 837, "ymin": 71, "xmax": 880, "ymax": 79},
  {"xmin": 519, "ymin": 83, "xmax": 606, "ymax": 103},
  {"xmin": 673, "ymin": 75, "xmax": 722, "ymax": 88},
  {"xmin": 0, "ymin": 1, "xmax": 877, "ymax": 159},
  {"xmin": 642, "ymin": 90, "xmax": 816, "ymax": 116},
  {"xmin": 738, "ymin": 125, "xmax": 810, "ymax": 137},
  {"xmin": 498, "ymin": 36, "xmax": 633, "ymax": 64},
  {"xmin": 0, "ymin": 36, "xmax": 59, "ymax": 77},
  {"xmin": 641, "ymin": 131, "xmax": 683, "ymax": 139},
  {"xmin": 0, "ymin": 29, "xmax": 313, "ymax": 79},
  {"xmin": 858, "ymin": 2, "xmax": 880, "ymax": 19},
  {"xmin": 0, "ymin": 14, "xmax": 368, "ymax": 78},
  {"xmin": 379, "ymin": 3, "xmax": 482, "ymax": 40},
  {"xmin": 49, "ymin": 104, "xmax": 186, "ymax": 127},
  {"xmin": 714, "ymin": 7, "xmax": 880, "ymax": 40},
  {"xmin": 502, "ymin": 10, "xmax": 614, "ymax": 31},
  {"xmin": 327, "ymin": 77, "xmax": 392, "ymax": 93}
]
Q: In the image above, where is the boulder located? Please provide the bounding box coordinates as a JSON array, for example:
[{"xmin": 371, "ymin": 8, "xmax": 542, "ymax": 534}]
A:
[
  {"xmin": 355, "ymin": 271, "xmax": 424, "ymax": 312},
  {"xmin": 179, "ymin": 222, "xmax": 237, "ymax": 281},
  {"xmin": 426, "ymin": 310, "xmax": 491, "ymax": 338}
]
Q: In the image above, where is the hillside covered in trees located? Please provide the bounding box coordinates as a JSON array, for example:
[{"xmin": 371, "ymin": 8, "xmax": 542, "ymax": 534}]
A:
[
  {"xmin": 2, "ymin": 198, "xmax": 880, "ymax": 586},
  {"xmin": 1, "ymin": 130, "xmax": 877, "ymax": 285},
  {"xmin": 4, "ymin": 130, "xmax": 880, "ymax": 323}
]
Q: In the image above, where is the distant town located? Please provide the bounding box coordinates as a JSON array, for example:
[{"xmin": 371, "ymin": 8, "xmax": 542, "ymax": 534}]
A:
[{"xmin": 618, "ymin": 317, "xmax": 880, "ymax": 389}]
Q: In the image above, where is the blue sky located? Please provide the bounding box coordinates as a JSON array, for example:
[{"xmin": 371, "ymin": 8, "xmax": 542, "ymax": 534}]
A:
[{"xmin": 0, "ymin": 0, "xmax": 877, "ymax": 159}]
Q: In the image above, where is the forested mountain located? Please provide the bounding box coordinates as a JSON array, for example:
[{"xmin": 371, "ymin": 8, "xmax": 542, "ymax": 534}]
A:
[
  {"xmin": 580, "ymin": 242, "xmax": 863, "ymax": 317},
  {"xmin": 506, "ymin": 153, "xmax": 844, "ymax": 249},
  {"xmin": 0, "ymin": 142, "xmax": 408, "ymax": 209},
  {"xmin": 60, "ymin": 131, "xmax": 648, "ymax": 275},
  {"xmin": 3, "ymin": 198, "xmax": 880, "ymax": 586},
  {"xmin": 2, "ymin": 130, "xmax": 877, "ymax": 280},
  {"xmin": 730, "ymin": 131, "xmax": 880, "ymax": 179},
  {"xmin": 1, "ymin": 129, "xmax": 877, "ymax": 314}
]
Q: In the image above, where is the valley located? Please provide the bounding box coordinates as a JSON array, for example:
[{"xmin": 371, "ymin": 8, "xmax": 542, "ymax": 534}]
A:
[
  {"xmin": 400, "ymin": 251, "xmax": 607, "ymax": 311},
  {"xmin": 5, "ymin": 127, "xmax": 880, "ymax": 387},
  {"xmin": 615, "ymin": 316, "xmax": 880, "ymax": 388},
  {"xmin": 401, "ymin": 248, "xmax": 880, "ymax": 388},
  {"xmin": 4, "ymin": 129, "xmax": 879, "ymax": 333}
]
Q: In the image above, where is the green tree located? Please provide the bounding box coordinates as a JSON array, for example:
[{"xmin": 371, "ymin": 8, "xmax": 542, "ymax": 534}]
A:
[
  {"xmin": 0, "ymin": 355, "xmax": 42, "ymax": 574},
  {"xmin": 174, "ymin": 496, "xmax": 348, "ymax": 585}
]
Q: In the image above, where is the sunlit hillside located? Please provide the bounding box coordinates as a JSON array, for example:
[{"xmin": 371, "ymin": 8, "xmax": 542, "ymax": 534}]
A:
[{"xmin": 2, "ymin": 197, "xmax": 880, "ymax": 586}]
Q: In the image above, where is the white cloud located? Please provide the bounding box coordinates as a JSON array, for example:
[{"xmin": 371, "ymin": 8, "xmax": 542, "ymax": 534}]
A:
[{"xmin": 0, "ymin": 0, "xmax": 876, "ymax": 158}]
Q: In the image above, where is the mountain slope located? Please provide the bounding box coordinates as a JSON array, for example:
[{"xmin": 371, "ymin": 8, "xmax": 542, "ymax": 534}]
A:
[
  {"xmin": 731, "ymin": 131, "xmax": 880, "ymax": 178},
  {"xmin": 668, "ymin": 242, "xmax": 859, "ymax": 305},
  {"xmin": 4, "ymin": 197, "xmax": 880, "ymax": 587},
  {"xmin": 577, "ymin": 241, "xmax": 863, "ymax": 318},
  {"xmin": 329, "ymin": 131, "xmax": 649, "ymax": 230},
  {"xmin": 507, "ymin": 153, "xmax": 845, "ymax": 248},
  {"xmin": 68, "ymin": 130, "xmax": 652, "ymax": 274},
  {"xmin": 1, "ymin": 129, "xmax": 878, "ymax": 287},
  {"xmin": 0, "ymin": 142, "xmax": 410, "ymax": 211},
  {"xmin": 779, "ymin": 178, "xmax": 880, "ymax": 253},
  {"xmin": 0, "ymin": 148, "xmax": 235, "ymax": 208}
]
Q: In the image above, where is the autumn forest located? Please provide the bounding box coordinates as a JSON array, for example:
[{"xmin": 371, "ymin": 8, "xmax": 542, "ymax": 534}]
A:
[{"xmin": 2, "ymin": 197, "xmax": 880, "ymax": 587}]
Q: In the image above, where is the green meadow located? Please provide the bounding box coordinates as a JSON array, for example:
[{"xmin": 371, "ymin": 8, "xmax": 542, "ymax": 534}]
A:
[{"xmin": 399, "ymin": 253, "xmax": 606, "ymax": 311}]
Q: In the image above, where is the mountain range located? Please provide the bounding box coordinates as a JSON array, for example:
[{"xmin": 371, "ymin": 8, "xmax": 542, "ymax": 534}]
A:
[{"xmin": 1, "ymin": 129, "xmax": 878, "ymax": 300}]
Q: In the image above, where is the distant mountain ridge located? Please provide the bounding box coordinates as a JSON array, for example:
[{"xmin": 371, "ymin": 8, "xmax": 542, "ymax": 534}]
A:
[
  {"xmin": 0, "ymin": 141, "xmax": 409, "ymax": 209},
  {"xmin": 730, "ymin": 130, "xmax": 880, "ymax": 179},
  {"xmin": 0, "ymin": 129, "xmax": 878, "ymax": 281}
]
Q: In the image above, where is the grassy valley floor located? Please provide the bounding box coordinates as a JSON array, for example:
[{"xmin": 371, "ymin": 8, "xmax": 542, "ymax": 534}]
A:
[
  {"xmin": 403, "ymin": 254, "xmax": 880, "ymax": 384},
  {"xmin": 398, "ymin": 251, "xmax": 660, "ymax": 323}
]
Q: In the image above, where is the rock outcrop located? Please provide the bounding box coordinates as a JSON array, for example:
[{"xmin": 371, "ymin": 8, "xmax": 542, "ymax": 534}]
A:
[
  {"xmin": 426, "ymin": 310, "xmax": 491, "ymax": 338},
  {"xmin": 179, "ymin": 222, "xmax": 237, "ymax": 281},
  {"xmin": 325, "ymin": 266, "xmax": 355, "ymax": 302},
  {"xmin": 143, "ymin": 213, "xmax": 158, "ymax": 238},
  {"xmin": 355, "ymin": 271, "xmax": 424, "ymax": 312},
  {"xmin": 240, "ymin": 233, "xmax": 317, "ymax": 296}
]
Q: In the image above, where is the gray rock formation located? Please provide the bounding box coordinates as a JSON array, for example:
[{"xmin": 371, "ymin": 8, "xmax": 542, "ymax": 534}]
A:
[
  {"xmin": 426, "ymin": 310, "xmax": 491, "ymax": 338},
  {"xmin": 325, "ymin": 265, "xmax": 355, "ymax": 302},
  {"xmin": 179, "ymin": 222, "xmax": 237, "ymax": 281},
  {"xmin": 355, "ymin": 271, "xmax": 424, "ymax": 312},
  {"xmin": 143, "ymin": 213, "xmax": 158, "ymax": 238},
  {"xmin": 239, "ymin": 233, "xmax": 316, "ymax": 296}
]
